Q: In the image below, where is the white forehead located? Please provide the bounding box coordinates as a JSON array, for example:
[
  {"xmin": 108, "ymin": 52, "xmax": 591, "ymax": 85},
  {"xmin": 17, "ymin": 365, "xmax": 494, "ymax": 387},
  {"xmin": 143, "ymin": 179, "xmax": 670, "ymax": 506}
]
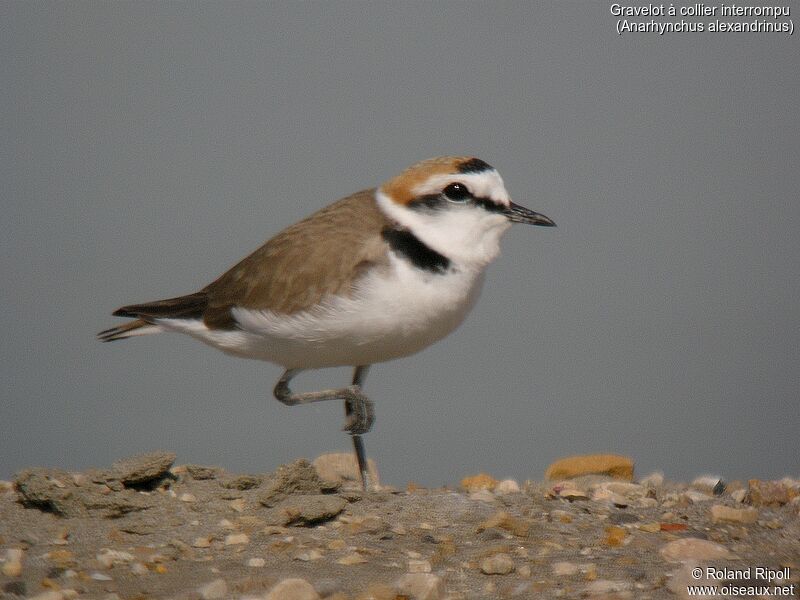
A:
[{"xmin": 412, "ymin": 170, "xmax": 511, "ymax": 206}]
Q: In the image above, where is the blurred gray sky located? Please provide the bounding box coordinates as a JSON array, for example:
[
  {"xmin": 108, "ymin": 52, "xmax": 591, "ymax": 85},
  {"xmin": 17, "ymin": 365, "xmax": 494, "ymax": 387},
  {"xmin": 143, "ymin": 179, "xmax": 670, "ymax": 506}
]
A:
[{"xmin": 1, "ymin": 2, "xmax": 797, "ymax": 486}]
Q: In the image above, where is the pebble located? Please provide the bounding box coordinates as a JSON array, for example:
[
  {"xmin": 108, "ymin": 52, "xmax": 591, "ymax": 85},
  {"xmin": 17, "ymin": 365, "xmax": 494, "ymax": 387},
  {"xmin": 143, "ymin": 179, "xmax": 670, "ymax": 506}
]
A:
[
  {"xmin": 661, "ymin": 538, "xmax": 735, "ymax": 562},
  {"xmin": 710, "ymin": 504, "xmax": 758, "ymax": 524},
  {"xmin": 639, "ymin": 471, "xmax": 664, "ymax": 487},
  {"xmin": 395, "ymin": 573, "xmax": 444, "ymax": 600},
  {"xmin": 247, "ymin": 557, "xmax": 266, "ymax": 567},
  {"xmin": 229, "ymin": 498, "xmax": 246, "ymax": 512},
  {"xmin": 591, "ymin": 488, "xmax": 629, "ymax": 507},
  {"xmin": 259, "ymin": 459, "xmax": 330, "ymax": 507},
  {"xmin": 192, "ymin": 536, "xmax": 212, "ymax": 548},
  {"xmin": 460, "ymin": 473, "xmax": 498, "ymax": 492},
  {"xmin": 545, "ymin": 454, "xmax": 634, "ymax": 481},
  {"xmin": 748, "ymin": 479, "xmax": 792, "ymax": 506},
  {"xmin": 265, "ymin": 494, "xmax": 347, "ymax": 526},
  {"xmin": 731, "ymin": 488, "xmax": 747, "ymax": 503},
  {"xmin": 2, "ymin": 547, "xmax": 23, "ymax": 577},
  {"xmin": 494, "ymin": 478, "xmax": 521, "ymax": 495},
  {"xmin": 111, "ymin": 451, "xmax": 176, "ymax": 486},
  {"xmin": 179, "ymin": 493, "xmax": 196, "ymax": 502},
  {"xmin": 224, "ymin": 533, "xmax": 249, "ymax": 545},
  {"xmin": 265, "ymin": 577, "xmax": 320, "ymax": 600},
  {"xmin": 312, "ymin": 452, "xmax": 379, "ymax": 487},
  {"xmin": 683, "ymin": 489, "xmax": 714, "ymax": 503},
  {"xmin": 90, "ymin": 572, "xmax": 113, "ymax": 581},
  {"xmin": 198, "ymin": 578, "xmax": 228, "ymax": 600},
  {"xmin": 337, "ymin": 552, "xmax": 368, "ymax": 565},
  {"xmin": 477, "ymin": 510, "xmax": 530, "ymax": 537},
  {"xmin": 294, "ymin": 549, "xmax": 323, "ymax": 561},
  {"xmin": 552, "ymin": 561, "xmax": 579, "ymax": 576},
  {"xmin": 96, "ymin": 548, "xmax": 135, "ymax": 568},
  {"xmin": 480, "ymin": 552, "xmax": 515, "ymax": 574}
]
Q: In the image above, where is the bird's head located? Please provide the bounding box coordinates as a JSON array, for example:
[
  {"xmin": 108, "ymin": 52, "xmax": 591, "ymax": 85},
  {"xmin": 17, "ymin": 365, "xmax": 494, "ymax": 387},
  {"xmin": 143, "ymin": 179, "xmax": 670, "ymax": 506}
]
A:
[{"xmin": 376, "ymin": 156, "xmax": 555, "ymax": 268}]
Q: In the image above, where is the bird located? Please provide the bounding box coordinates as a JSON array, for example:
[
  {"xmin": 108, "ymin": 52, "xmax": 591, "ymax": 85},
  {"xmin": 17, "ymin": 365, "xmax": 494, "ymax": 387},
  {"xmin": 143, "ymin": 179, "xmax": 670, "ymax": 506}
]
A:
[{"xmin": 98, "ymin": 156, "xmax": 555, "ymax": 489}]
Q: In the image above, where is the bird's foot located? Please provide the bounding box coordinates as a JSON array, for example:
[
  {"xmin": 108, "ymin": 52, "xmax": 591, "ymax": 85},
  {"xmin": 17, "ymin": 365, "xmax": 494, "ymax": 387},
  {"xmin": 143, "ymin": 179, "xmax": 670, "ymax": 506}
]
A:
[{"xmin": 342, "ymin": 386, "xmax": 375, "ymax": 435}]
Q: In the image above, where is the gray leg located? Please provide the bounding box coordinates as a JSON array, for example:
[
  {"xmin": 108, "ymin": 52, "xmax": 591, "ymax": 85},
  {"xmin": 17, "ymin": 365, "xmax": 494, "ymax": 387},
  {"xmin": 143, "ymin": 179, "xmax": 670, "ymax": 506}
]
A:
[
  {"xmin": 348, "ymin": 366, "xmax": 371, "ymax": 490},
  {"xmin": 273, "ymin": 366, "xmax": 375, "ymax": 490}
]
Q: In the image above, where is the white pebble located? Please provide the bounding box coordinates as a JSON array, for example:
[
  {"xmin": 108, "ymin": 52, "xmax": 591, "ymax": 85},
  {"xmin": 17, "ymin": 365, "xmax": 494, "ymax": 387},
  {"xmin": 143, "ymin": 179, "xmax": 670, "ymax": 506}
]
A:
[
  {"xmin": 198, "ymin": 578, "xmax": 228, "ymax": 600},
  {"xmin": 247, "ymin": 557, "xmax": 266, "ymax": 567}
]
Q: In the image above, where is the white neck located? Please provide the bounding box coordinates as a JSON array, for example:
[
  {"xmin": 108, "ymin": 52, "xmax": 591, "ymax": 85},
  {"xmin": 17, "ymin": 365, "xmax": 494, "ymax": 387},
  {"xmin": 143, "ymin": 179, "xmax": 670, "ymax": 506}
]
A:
[{"xmin": 376, "ymin": 190, "xmax": 511, "ymax": 270}]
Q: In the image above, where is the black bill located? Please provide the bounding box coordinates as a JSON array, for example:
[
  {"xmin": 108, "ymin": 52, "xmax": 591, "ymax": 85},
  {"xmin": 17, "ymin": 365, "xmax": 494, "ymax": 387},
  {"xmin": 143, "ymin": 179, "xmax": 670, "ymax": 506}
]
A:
[{"xmin": 504, "ymin": 202, "xmax": 556, "ymax": 226}]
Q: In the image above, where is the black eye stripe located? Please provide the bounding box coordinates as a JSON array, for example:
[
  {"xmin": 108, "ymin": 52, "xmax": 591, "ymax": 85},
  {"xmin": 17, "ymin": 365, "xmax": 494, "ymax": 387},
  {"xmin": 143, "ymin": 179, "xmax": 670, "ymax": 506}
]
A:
[{"xmin": 408, "ymin": 193, "xmax": 504, "ymax": 214}]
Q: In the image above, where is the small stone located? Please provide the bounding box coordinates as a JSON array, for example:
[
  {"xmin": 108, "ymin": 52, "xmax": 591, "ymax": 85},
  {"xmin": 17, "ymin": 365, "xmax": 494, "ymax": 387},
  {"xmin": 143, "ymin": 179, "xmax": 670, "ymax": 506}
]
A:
[
  {"xmin": 96, "ymin": 549, "xmax": 135, "ymax": 568},
  {"xmin": 592, "ymin": 488, "xmax": 629, "ymax": 507},
  {"xmin": 224, "ymin": 533, "xmax": 249, "ymax": 545},
  {"xmin": 130, "ymin": 562, "xmax": 148, "ymax": 575},
  {"xmin": 480, "ymin": 553, "xmax": 515, "ymax": 575},
  {"xmin": 600, "ymin": 481, "xmax": 647, "ymax": 499},
  {"xmin": 545, "ymin": 454, "xmax": 634, "ymax": 481},
  {"xmin": 259, "ymin": 459, "xmax": 329, "ymax": 506},
  {"xmin": 553, "ymin": 561, "xmax": 579, "ymax": 576},
  {"xmin": 461, "ymin": 473, "xmax": 497, "ymax": 492},
  {"xmin": 264, "ymin": 494, "xmax": 347, "ymax": 526},
  {"xmin": 638, "ymin": 522, "xmax": 661, "ymax": 533},
  {"xmin": 517, "ymin": 564, "xmax": 532, "ymax": 578},
  {"xmin": 477, "ymin": 510, "xmax": 530, "ymax": 537},
  {"xmin": 640, "ymin": 471, "xmax": 664, "ymax": 487},
  {"xmin": 603, "ymin": 526, "xmax": 628, "ymax": 547},
  {"xmin": 192, "ymin": 536, "xmax": 212, "ymax": 548},
  {"xmin": 294, "ymin": 549, "xmax": 323, "ymax": 561},
  {"xmin": 661, "ymin": 538, "xmax": 735, "ymax": 562},
  {"xmin": 2, "ymin": 548, "xmax": 23, "ymax": 577},
  {"xmin": 710, "ymin": 504, "xmax": 758, "ymax": 524},
  {"xmin": 111, "ymin": 451, "xmax": 175, "ymax": 486},
  {"xmin": 747, "ymin": 479, "xmax": 792, "ymax": 506},
  {"xmin": 337, "ymin": 553, "xmax": 368, "ymax": 565},
  {"xmin": 312, "ymin": 453, "xmax": 379, "ymax": 488},
  {"xmin": 683, "ymin": 490, "xmax": 713, "ymax": 503},
  {"xmin": 90, "ymin": 572, "xmax": 113, "ymax": 581},
  {"xmin": 247, "ymin": 557, "xmax": 266, "ymax": 567},
  {"xmin": 198, "ymin": 578, "xmax": 228, "ymax": 600},
  {"xmin": 556, "ymin": 485, "xmax": 590, "ymax": 501},
  {"xmin": 179, "ymin": 493, "xmax": 196, "ymax": 502},
  {"xmin": 494, "ymin": 479, "xmax": 521, "ymax": 495},
  {"xmin": 731, "ymin": 489, "xmax": 747, "ymax": 503},
  {"xmin": 185, "ymin": 465, "xmax": 220, "ymax": 480},
  {"xmin": 408, "ymin": 559, "xmax": 432, "ymax": 573},
  {"xmin": 264, "ymin": 577, "xmax": 320, "ymax": 600},
  {"xmin": 221, "ymin": 475, "xmax": 263, "ymax": 490},
  {"xmin": 229, "ymin": 498, "xmax": 246, "ymax": 512},
  {"xmin": 395, "ymin": 573, "xmax": 444, "ymax": 600}
]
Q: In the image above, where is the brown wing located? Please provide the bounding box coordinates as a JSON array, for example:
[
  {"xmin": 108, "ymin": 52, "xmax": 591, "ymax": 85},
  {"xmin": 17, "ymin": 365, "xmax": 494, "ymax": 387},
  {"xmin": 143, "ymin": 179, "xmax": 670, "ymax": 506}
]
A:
[{"xmin": 201, "ymin": 188, "xmax": 392, "ymax": 329}]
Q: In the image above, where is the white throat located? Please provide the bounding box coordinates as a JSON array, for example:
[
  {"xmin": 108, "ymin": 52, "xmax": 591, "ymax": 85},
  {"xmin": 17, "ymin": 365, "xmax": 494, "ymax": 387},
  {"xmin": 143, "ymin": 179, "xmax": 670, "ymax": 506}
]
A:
[{"xmin": 376, "ymin": 190, "xmax": 511, "ymax": 270}]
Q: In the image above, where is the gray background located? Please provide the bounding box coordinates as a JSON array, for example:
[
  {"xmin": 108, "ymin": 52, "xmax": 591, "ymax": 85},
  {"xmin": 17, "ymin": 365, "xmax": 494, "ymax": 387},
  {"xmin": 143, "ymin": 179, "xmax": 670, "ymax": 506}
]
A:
[{"xmin": 2, "ymin": 2, "xmax": 797, "ymax": 486}]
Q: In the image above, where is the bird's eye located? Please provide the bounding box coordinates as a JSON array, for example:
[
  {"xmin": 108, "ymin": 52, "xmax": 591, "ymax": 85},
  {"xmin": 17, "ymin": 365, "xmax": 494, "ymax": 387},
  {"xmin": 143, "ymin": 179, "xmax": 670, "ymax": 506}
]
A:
[{"xmin": 442, "ymin": 182, "xmax": 471, "ymax": 202}]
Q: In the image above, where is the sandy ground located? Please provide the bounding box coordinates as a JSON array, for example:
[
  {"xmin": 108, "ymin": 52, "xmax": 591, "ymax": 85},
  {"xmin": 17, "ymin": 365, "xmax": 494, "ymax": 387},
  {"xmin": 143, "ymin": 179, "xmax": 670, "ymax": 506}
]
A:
[{"xmin": 0, "ymin": 452, "xmax": 798, "ymax": 600}]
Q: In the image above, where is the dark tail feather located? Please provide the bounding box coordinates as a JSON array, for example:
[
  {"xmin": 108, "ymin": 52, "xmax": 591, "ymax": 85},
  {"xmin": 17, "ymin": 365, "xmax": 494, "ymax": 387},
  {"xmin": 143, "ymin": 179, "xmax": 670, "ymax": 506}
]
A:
[
  {"xmin": 112, "ymin": 291, "xmax": 209, "ymax": 320},
  {"xmin": 97, "ymin": 319, "xmax": 159, "ymax": 342},
  {"xmin": 99, "ymin": 291, "xmax": 209, "ymax": 342}
]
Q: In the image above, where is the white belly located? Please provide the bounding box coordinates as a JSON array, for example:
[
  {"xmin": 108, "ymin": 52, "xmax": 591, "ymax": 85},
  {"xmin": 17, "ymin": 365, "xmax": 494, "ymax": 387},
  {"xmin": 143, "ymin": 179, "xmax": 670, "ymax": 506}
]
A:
[{"xmin": 158, "ymin": 257, "xmax": 486, "ymax": 369}]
